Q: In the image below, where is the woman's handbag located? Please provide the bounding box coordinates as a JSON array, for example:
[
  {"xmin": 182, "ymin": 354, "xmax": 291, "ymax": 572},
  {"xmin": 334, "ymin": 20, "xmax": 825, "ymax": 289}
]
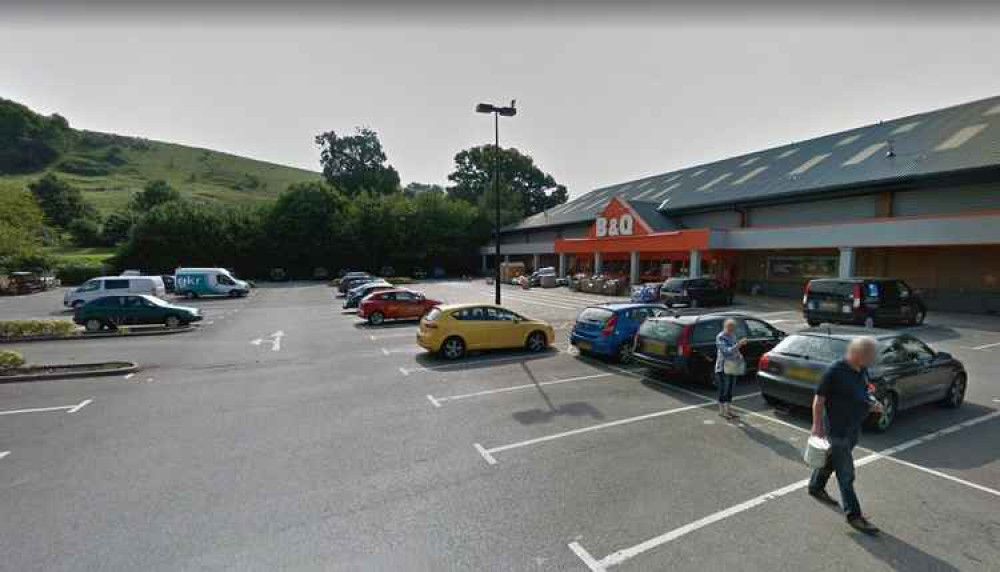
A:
[{"xmin": 723, "ymin": 359, "xmax": 746, "ymax": 376}]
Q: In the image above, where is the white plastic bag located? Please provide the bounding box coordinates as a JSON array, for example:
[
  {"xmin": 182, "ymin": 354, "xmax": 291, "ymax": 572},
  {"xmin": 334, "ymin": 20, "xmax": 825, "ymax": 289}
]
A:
[{"xmin": 803, "ymin": 436, "xmax": 830, "ymax": 468}]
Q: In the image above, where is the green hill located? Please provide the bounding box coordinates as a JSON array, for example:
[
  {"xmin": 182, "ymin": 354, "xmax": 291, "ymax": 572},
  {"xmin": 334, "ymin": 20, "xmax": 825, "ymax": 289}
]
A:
[{"xmin": 0, "ymin": 98, "xmax": 320, "ymax": 214}]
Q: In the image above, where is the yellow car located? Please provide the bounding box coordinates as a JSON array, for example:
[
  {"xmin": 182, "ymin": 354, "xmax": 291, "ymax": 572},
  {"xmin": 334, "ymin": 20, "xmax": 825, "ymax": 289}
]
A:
[{"xmin": 417, "ymin": 303, "xmax": 555, "ymax": 359}]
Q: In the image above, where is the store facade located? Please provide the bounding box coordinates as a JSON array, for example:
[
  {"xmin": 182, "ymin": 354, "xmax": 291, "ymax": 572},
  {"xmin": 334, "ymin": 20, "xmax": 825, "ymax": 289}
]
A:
[{"xmin": 481, "ymin": 96, "xmax": 1000, "ymax": 312}]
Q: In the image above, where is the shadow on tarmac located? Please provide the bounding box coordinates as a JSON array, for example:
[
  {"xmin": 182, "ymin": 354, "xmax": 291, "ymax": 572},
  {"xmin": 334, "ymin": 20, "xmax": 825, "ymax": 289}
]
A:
[
  {"xmin": 509, "ymin": 361, "xmax": 605, "ymax": 425},
  {"xmin": 850, "ymin": 531, "xmax": 962, "ymax": 571}
]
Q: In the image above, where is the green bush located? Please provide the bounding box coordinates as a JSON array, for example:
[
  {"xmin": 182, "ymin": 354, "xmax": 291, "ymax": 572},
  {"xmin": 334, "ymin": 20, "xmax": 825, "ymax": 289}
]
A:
[
  {"xmin": 56, "ymin": 157, "xmax": 111, "ymax": 176},
  {"xmin": 0, "ymin": 350, "xmax": 25, "ymax": 369},
  {"xmin": 55, "ymin": 261, "xmax": 107, "ymax": 285},
  {"xmin": 0, "ymin": 320, "xmax": 78, "ymax": 340}
]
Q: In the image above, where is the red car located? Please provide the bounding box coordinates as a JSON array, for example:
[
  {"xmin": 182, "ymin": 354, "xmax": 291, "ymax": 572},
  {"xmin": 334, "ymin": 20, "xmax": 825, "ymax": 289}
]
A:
[{"xmin": 358, "ymin": 289, "xmax": 442, "ymax": 325}]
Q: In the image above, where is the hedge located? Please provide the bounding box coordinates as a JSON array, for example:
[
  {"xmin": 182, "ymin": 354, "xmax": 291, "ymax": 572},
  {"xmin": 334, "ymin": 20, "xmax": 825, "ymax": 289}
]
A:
[
  {"xmin": 0, "ymin": 320, "xmax": 78, "ymax": 340},
  {"xmin": 55, "ymin": 262, "xmax": 108, "ymax": 286},
  {"xmin": 0, "ymin": 350, "xmax": 24, "ymax": 369}
]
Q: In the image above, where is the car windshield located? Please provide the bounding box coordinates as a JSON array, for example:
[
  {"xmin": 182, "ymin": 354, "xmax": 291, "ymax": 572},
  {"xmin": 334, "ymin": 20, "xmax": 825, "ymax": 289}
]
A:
[
  {"xmin": 663, "ymin": 278, "xmax": 686, "ymax": 291},
  {"xmin": 576, "ymin": 307, "xmax": 614, "ymax": 324},
  {"xmin": 143, "ymin": 296, "xmax": 170, "ymax": 307},
  {"xmin": 638, "ymin": 319, "xmax": 685, "ymax": 342},
  {"xmin": 772, "ymin": 335, "xmax": 848, "ymax": 362}
]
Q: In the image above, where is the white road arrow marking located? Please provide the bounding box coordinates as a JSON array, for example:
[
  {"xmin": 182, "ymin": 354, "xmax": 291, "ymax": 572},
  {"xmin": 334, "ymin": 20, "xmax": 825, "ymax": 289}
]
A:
[
  {"xmin": 250, "ymin": 338, "xmax": 263, "ymax": 346},
  {"xmin": 0, "ymin": 451, "xmax": 10, "ymax": 460},
  {"xmin": 270, "ymin": 330, "xmax": 284, "ymax": 351},
  {"xmin": 0, "ymin": 398, "xmax": 92, "ymax": 417}
]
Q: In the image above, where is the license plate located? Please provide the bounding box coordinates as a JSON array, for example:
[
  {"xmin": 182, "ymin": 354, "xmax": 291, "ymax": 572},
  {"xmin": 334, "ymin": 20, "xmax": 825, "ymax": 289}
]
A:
[
  {"xmin": 640, "ymin": 339, "xmax": 667, "ymax": 355},
  {"xmin": 576, "ymin": 341, "xmax": 592, "ymax": 351},
  {"xmin": 819, "ymin": 301, "xmax": 838, "ymax": 311},
  {"xmin": 787, "ymin": 366, "xmax": 821, "ymax": 383}
]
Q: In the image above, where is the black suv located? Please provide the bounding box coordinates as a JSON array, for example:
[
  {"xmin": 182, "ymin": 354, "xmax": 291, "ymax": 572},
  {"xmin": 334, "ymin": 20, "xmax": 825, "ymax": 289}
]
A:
[
  {"xmin": 803, "ymin": 278, "xmax": 927, "ymax": 328},
  {"xmin": 758, "ymin": 328, "xmax": 966, "ymax": 432},
  {"xmin": 659, "ymin": 277, "xmax": 732, "ymax": 308},
  {"xmin": 632, "ymin": 312, "xmax": 785, "ymax": 386}
]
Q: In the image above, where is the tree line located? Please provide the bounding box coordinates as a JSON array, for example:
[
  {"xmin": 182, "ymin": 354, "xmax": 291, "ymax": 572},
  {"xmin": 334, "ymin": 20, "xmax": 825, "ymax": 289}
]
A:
[{"xmin": 1, "ymin": 109, "xmax": 569, "ymax": 279}]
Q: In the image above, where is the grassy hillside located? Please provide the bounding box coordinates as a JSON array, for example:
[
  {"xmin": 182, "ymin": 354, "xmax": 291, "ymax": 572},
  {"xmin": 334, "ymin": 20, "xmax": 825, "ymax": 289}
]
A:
[{"xmin": 0, "ymin": 128, "xmax": 321, "ymax": 214}]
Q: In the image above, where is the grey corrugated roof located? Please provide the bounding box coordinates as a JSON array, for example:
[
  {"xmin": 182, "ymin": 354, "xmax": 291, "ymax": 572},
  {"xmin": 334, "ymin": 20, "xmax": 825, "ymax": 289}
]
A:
[{"xmin": 506, "ymin": 95, "xmax": 1000, "ymax": 231}]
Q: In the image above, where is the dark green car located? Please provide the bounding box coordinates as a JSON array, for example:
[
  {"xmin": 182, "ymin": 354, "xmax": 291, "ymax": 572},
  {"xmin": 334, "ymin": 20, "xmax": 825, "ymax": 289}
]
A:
[{"xmin": 74, "ymin": 295, "xmax": 202, "ymax": 332}]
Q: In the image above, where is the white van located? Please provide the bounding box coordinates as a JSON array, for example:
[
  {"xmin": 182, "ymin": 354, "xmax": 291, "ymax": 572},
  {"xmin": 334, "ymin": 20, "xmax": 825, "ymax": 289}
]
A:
[{"xmin": 64, "ymin": 275, "xmax": 167, "ymax": 308}]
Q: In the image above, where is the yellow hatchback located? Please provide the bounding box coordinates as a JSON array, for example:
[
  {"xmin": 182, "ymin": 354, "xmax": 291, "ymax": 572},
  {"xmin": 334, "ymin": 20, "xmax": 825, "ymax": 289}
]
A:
[{"xmin": 417, "ymin": 303, "xmax": 555, "ymax": 359}]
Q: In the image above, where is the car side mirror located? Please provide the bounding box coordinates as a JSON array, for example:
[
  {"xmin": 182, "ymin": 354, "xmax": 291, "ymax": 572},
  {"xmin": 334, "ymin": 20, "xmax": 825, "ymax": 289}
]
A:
[
  {"xmin": 935, "ymin": 351, "xmax": 952, "ymax": 361},
  {"xmin": 777, "ymin": 330, "xmax": 786, "ymax": 339}
]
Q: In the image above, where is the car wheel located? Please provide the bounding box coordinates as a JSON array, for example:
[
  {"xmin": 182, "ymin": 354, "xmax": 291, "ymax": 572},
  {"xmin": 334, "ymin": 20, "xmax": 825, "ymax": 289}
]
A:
[
  {"xmin": 85, "ymin": 319, "xmax": 103, "ymax": 333},
  {"xmin": 912, "ymin": 308, "xmax": 926, "ymax": 326},
  {"xmin": 941, "ymin": 374, "xmax": 966, "ymax": 409},
  {"xmin": 616, "ymin": 342, "xmax": 633, "ymax": 364},
  {"xmin": 228, "ymin": 290, "xmax": 239, "ymax": 298},
  {"xmin": 526, "ymin": 331, "xmax": 548, "ymax": 353},
  {"xmin": 441, "ymin": 336, "xmax": 465, "ymax": 360},
  {"xmin": 869, "ymin": 393, "xmax": 897, "ymax": 433},
  {"xmin": 863, "ymin": 316, "xmax": 876, "ymax": 329},
  {"xmin": 368, "ymin": 311, "xmax": 385, "ymax": 325},
  {"xmin": 164, "ymin": 315, "xmax": 182, "ymax": 328},
  {"xmin": 807, "ymin": 320, "xmax": 821, "ymax": 327}
]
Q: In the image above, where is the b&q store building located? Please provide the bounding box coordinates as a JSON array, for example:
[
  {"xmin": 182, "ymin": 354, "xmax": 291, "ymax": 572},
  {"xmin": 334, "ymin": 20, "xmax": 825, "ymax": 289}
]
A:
[{"xmin": 481, "ymin": 96, "xmax": 1000, "ymax": 313}]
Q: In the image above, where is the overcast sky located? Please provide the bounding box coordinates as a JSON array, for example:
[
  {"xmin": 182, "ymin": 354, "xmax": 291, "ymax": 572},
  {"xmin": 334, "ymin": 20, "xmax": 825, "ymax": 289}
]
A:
[{"xmin": 3, "ymin": 4, "xmax": 1000, "ymax": 197}]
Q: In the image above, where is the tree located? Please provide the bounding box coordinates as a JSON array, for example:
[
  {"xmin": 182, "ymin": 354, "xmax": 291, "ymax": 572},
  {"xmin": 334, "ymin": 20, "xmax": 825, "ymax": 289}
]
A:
[
  {"xmin": 447, "ymin": 145, "xmax": 568, "ymax": 216},
  {"xmin": 28, "ymin": 174, "xmax": 97, "ymax": 228},
  {"xmin": 402, "ymin": 182, "xmax": 445, "ymax": 197},
  {"xmin": 67, "ymin": 218, "xmax": 102, "ymax": 247},
  {"xmin": 266, "ymin": 181, "xmax": 351, "ymax": 275},
  {"xmin": 100, "ymin": 211, "xmax": 136, "ymax": 246},
  {"xmin": 0, "ymin": 188, "xmax": 46, "ymax": 262},
  {"xmin": 130, "ymin": 179, "xmax": 181, "ymax": 212},
  {"xmin": 315, "ymin": 127, "xmax": 400, "ymax": 196}
]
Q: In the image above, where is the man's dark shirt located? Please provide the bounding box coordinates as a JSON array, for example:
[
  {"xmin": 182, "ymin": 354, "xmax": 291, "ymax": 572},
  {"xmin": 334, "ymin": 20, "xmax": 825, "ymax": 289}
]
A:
[{"xmin": 816, "ymin": 358, "xmax": 871, "ymax": 439}]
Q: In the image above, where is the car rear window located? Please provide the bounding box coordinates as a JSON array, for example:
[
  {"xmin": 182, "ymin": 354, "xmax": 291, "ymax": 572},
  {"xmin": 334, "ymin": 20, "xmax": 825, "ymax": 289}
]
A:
[
  {"xmin": 807, "ymin": 281, "xmax": 855, "ymax": 297},
  {"xmin": 663, "ymin": 278, "xmax": 686, "ymax": 292},
  {"xmin": 576, "ymin": 307, "xmax": 614, "ymax": 324},
  {"xmin": 424, "ymin": 307, "xmax": 442, "ymax": 321},
  {"xmin": 638, "ymin": 319, "xmax": 685, "ymax": 342},
  {"xmin": 772, "ymin": 335, "xmax": 848, "ymax": 362}
]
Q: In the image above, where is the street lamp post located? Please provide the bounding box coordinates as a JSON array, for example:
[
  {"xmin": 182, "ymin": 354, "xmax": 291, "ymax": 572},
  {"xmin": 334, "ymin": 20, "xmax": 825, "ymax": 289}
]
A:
[{"xmin": 475, "ymin": 100, "xmax": 516, "ymax": 306}]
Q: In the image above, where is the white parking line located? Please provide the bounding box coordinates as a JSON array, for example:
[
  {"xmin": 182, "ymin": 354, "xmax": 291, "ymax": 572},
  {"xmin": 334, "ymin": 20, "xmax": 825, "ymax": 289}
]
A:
[
  {"xmin": 967, "ymin": 341, "xmax": 1000, "ymax": 351},
  {"xmin": 369, "ymin": 332, "xmax": 415, "ymax": 341},
  {"xmin": 569, "ymin": 409, "xmax": 1000, "ymax": 570},
  {"xmin": 399, "ymin": 351, "xmax": 564, "ymax": 375},
  {"xmin": 0, "ymin": 398, "xmax": 92, "ymax": 417},
  {"xmin": 429, "ymin": 373, "xmax": 615, "ymax": 406},
  {"xmin": 0, "ymin": 451, "xmax": 9, "ymax": 460},
  {"xmin": 477, "ymin": 392, "xmax": 757, "ymax": 464}
]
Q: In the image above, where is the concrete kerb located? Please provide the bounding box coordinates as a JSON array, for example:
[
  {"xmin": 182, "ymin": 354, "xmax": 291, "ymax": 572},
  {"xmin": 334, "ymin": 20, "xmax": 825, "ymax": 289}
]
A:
[
  {"xmin": 0, "ymin": 325, "xmax": 197, "ymax": 344},
  {"xmin": 0, "ymin": 361, "xmax": 140, "ymax": 383}
]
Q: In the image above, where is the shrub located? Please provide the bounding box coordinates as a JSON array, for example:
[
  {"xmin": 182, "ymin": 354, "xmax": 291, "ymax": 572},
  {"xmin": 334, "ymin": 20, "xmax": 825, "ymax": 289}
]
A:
[
  {"xmin": 0, "ymin": 320, "xmax": 78, "ymax": 340},
  {"xmin": 56, "ymin": 157, "xmax": 111, "ymax": 176},
  {"xmin": 0, "ymin": 350, "xmax": 25, "ymax": 369},
  {"xmin": 55, "ymin": 261, "xmax": 107, "ymax": 286}
]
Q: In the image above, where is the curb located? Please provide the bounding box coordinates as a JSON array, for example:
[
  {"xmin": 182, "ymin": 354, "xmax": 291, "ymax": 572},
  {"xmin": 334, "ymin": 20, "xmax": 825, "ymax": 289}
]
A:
[
  {"xmin": 0, "ymin": 326, "xmax": 196, "ymax": 344},
  {"xmin": 0, "ymin": 361, "xmax": 139, "ymax": 383}
]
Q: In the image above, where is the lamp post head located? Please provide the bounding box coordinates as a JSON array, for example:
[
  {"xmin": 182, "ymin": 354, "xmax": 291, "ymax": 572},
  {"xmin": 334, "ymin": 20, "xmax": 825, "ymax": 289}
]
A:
[{"xmin": 476, "ymin": 103, "xmax": 495, "ymax": 114}]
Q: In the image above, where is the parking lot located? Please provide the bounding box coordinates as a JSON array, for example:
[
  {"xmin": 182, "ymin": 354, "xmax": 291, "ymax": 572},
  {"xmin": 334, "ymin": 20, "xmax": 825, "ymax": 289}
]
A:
[{"xmin": 1, "ymin": 280, "xmax": 998, "ymax": 571}]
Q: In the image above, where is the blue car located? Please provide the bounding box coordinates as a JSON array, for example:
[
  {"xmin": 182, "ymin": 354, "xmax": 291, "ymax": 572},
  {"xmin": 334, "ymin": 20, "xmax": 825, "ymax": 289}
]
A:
[{"xmin": 570, "ymin": 302, "xmax": 671, "ymax": 362}]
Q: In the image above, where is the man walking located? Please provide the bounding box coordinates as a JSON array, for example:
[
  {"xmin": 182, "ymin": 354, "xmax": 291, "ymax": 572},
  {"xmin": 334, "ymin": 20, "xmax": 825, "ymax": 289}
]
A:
[{"xmin": 808, "ymin": 336, "xmax": 882, "ymax": 534}]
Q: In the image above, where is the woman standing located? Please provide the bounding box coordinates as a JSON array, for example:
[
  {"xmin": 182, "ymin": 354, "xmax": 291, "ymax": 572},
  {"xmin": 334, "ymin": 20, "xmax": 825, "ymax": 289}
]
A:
[{"xmin": 715, "ymin": 319, "xmax": 747, "ymax": 419}]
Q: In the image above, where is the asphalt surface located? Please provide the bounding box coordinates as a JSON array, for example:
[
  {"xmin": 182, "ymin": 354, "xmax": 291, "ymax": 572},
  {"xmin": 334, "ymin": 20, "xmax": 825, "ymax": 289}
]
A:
[{"xmin": 1, "ymin": 281, "xmax": 998, "ymax": 571}]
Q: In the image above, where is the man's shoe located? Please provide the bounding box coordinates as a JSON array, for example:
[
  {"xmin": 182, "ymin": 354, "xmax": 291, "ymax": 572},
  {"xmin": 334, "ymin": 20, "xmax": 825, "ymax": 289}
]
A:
[
  {"xmin": 847, "ymin": 515, "xmax": 880, "ymax": 535},
  {"xmin": 808, "ymin": 489, "xmax": 839, "ymax": 507}
]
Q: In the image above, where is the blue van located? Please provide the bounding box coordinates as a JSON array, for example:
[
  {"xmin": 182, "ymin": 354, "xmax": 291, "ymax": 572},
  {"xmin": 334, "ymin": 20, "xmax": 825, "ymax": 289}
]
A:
[
  {"xmin": 174, "ymin": 267, "xmax": 250, "ymax": 299},
  {"xmin": 570, "ymin": 302, "xmax": 671, "ymax": 362}
]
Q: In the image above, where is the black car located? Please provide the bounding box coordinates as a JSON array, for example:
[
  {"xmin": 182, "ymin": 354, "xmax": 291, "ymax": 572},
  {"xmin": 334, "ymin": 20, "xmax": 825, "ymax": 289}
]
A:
[
  {"xmin": 660, "ymin": 277, "xmax": 732, "ymax": 308},
  {"xmin": 160, "ymin": 275, "xmax": 176, "ymax": 294},
  {"xmin": 632, "ymin": 312, "xmax": 785, "ymax": 386},
  {"xmin": 758, "ymin": 328, "xmax": 966, "ymax": 432},
  {"xmin": 803, "ymin": 278, "xmax": 927, "ymax": 328},
  {"xmin": 338, "ymin": 273, "xmax": 373, "ymax": 295}
]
